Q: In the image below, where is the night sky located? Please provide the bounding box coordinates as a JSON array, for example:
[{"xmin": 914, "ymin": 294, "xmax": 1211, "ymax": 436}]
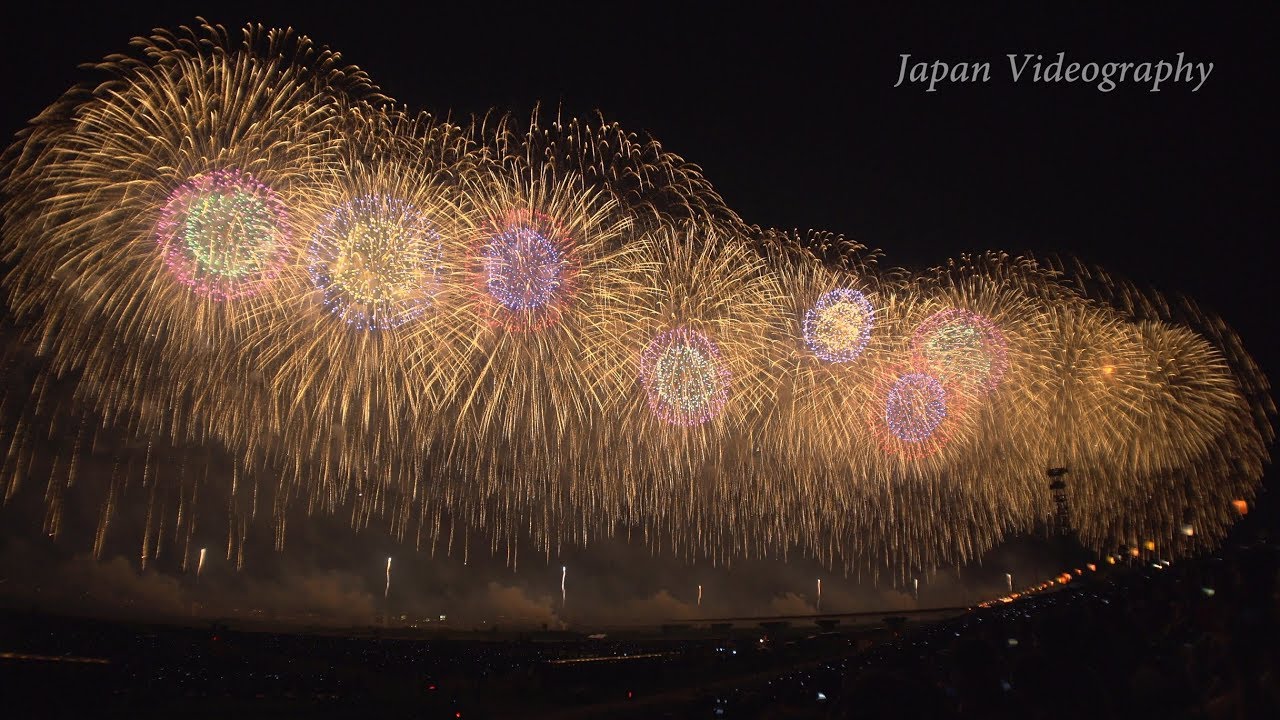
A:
[{"xmin": 0, "ymin": 2, "xmax": 1274, "ymax": 627}]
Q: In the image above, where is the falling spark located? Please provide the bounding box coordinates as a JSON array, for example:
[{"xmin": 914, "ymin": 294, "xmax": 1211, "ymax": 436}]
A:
[
  {"xmin": 385, "ymin": 557, "xmax": 392, "ymax": 600},
  {"xmin": 197, "ymin": 548, "xmax": 207, "ymax": 579},
  {"xmin": 560, "ymin": 566, "xmax": 567, "ymax": 609},
  {"xmin": 816, "ymin": 578, "xmax": 822, "ymax": 612},
  {"xmin": 1006, "ymin": 573, "xmax": 1013, "ymax": 593},
  {"xmin": 697, "ymin": 584, "xmax": 702, "ymax": 608}
]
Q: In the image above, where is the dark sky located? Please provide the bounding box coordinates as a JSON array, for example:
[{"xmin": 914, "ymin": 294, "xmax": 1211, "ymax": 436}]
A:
[{"xmin": 0, "ymin": 2, "xmax": 1274, "ymax": 626}]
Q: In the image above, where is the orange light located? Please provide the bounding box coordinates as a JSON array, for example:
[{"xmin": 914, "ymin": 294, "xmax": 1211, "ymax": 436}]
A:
[
  {"xmin": 1101, "ymin": 364, "xmax": 1116, "ymax": 376},
  {"xmin": 1129, "ymin": 547, "xmax": 1140, "ymax": 557},
  {"xmin": 1232, "ymin": 499, "xmax": 1249, "ymax": 515},
  {"xmin": 1086, "ymin": 563, "xmax": 1097, "ymax": 572},
  {"xmin": 1106, "ymin": 556, "xmax": 1116, "ymax": 565},
  {"xmin": 1143, "ymin": 540, "xmax": 1156, "ymax": 551}
]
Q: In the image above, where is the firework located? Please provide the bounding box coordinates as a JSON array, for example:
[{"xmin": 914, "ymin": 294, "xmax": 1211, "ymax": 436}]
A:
[
  {"xmin": 406, "ymin": 162, "xmax": 634, "ymax": 561},
  {"xmin": 240, "ymin": 107, "xmax": 478, "ymax": 532},
  {"xmin": 156, "ymin": 169, "xmax": 291, "ymax": 301},
  {"xmin": 1038, "ymin": 264, "xmax": 1273, "ymax": 555},
  {"xmin": 746, "ymin": 235, "xmax": 902, "ymax": 569},
  {"xmin": 640, "ymin": 326, "xmax": 732, "ymax": 426},
  {"xmin": 0, "ymin": 22, "xmax": 1270, "ymax": 583},
  {"xmin": 868, "ymin": 366, "xmax": 970, "ymax": 463},
  {"xmin": 0, "ymin": 21, "xmax": 379, "ymax": 556},
  {"xmin": 911, "ymin": 308, "xmax": 1009, "ymax": 392},
  {"xmin": 482, "ymin": 212, "xmax": 570, "ymax": 316},
  {"xmin": 884, "ymin": 372, "xmax": 948, "ymax": 443},
  {"xmin": 803, "ymin": 288, "xmax": 876, "ymax": 363},
  {"xmin": 308, "ymin": 193, "xmax": 443, "ymax": 330},
  {"xmin": 584, "ymin": 224, "xmax": 786, "ymax": 543}
]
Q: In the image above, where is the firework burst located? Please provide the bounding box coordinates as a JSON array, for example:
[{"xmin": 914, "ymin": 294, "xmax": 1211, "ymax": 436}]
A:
[
  {"xmin": 405, "ymin": 161, "xmax": 635, "ymax": 560},
  {"xmin": 156, "ymin": 169, "xmax": 291, "ymax": 301},
  {"xmin": 0, "ymin": 21, "xmax": 380, "ymax": 552},
  {"xmin": 580, "ymin": 223, "xmax": 786, "ymax": 559},
  {"xmin": 911, "ymin": 308, "xmax": 1009, "ymax": 392},
  {"xmin": 640, "ymin": 326, "xmax": 733, "ymax": 427}
]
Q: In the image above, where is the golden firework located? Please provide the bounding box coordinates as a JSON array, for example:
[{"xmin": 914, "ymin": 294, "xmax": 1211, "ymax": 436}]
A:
[{"xmin": 0, "ymin": 22, "xmax": 1271, "ymax": 580}]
